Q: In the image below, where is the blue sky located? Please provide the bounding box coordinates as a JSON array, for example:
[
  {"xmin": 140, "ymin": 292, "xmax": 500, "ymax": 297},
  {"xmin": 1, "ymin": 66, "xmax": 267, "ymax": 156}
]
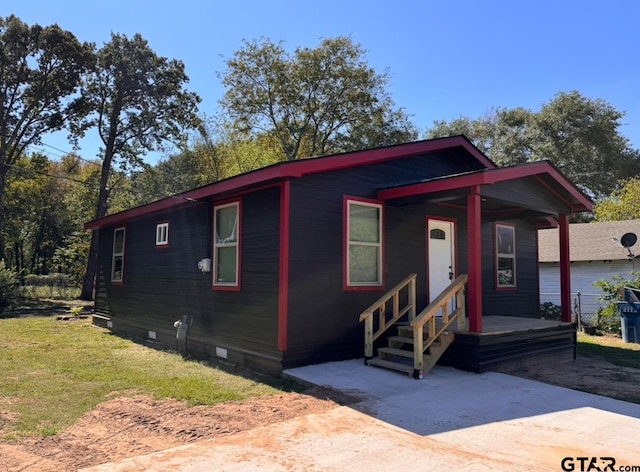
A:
[{"xmin": 3, "ymin": 0, "xmax": 640, "ymax": 164}]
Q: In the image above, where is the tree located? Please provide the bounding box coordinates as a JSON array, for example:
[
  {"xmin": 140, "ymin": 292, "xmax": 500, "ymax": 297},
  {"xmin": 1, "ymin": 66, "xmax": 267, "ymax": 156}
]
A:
[
  {"xmin": 219, "ymin": 36, "xmax": 417, "ymax": 161},
  {"xmin": 0, "ymin": 15, "xmax": 94, "ymax": 261},
  {"xmin": 426, "ymin": 91, "xmax": 640, "ymax": 198},
  {"xmin": 75, "ymin": 32, "xmax": 201, "ymax": 300},
  {"xmin": 593, "ymin": 177, "xmax": 640, "ymax": 221}
]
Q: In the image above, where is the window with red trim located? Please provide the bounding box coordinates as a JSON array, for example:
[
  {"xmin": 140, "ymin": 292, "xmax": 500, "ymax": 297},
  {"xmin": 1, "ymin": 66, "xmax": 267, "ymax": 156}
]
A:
[
  {"xmin": 213, "ymin": 201, "xmax": 240, "ymax": 288},
  {"xmin": 346, "ymin": 199, "xmax": 383, "ymax": 287},
  {"xmin": 495, "ymin": 223, "xmax": 516, "ymax": 288}
]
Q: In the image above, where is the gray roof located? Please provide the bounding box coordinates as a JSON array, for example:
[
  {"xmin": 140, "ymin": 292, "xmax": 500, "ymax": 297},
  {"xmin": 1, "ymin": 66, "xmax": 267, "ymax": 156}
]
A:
[{"xmin": 538, "ymin": 219, "xmax": 640, "ymax": 262}]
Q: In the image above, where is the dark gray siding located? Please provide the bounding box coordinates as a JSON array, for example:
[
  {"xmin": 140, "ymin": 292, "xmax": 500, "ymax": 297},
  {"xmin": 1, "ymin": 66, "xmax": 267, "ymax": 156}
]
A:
[
  {"xmin": 283, "ymin": 151, "xmax": 477, "ymax": 367},
  {"xmin": 95, "ymin": 186, "xmax": 283, "ymax": 372},
  {"xmin": 481, "ymin": 218, "xmax": 540, "ymax": 317}
]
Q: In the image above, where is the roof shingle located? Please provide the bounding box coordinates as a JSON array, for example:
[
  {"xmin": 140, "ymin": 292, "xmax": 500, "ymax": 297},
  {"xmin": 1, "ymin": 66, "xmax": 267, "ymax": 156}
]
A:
[{"xmin": 538, "ymin": 219, "xmax": 640, "ymax": 262}]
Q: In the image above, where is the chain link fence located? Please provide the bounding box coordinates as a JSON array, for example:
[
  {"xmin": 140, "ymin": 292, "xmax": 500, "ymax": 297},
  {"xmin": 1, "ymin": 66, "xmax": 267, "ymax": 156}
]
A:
[{"xmin": 540, "ymin": 292, "xmax": 606, "ymax": 327}]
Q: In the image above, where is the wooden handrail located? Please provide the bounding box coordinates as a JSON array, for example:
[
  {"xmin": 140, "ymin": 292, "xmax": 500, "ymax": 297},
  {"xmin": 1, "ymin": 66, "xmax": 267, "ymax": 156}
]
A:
[
  {"xmin": 359, "ymin": 273, "xmax": 417, "ymax": 358},
  {"xmin": 411, "ymin": 274, "xmax": 467, "ymax": 374}
]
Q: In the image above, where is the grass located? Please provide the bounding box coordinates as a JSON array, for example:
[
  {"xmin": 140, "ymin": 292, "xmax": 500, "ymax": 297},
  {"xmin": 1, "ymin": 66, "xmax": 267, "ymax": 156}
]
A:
[
  {"xmin": 0, "ymin": 315, "xmax": 295, "ymax": 439},
  {"xmin": 577, "ymin": 332, "xmax": 640, "ymax": 369}
]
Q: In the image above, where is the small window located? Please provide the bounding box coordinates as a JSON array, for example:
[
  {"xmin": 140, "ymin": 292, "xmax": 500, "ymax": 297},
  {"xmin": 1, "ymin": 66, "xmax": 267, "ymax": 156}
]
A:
[
  {"xmin": 346, "ymin": 199, "xmax": 383, "ymax": 287},
  {"xmin": 156, "ymin": 222, "xmax": 169, "ymax": 247},
  {"xmin": 430, "ymin": 228, "xmax": 446, "ymax": 240},
  {"xmin": 213, "ymin": 201, "xmax": 241, "ymax": 289},
  {"xmin": 111, "ymin": 227, "xmax": 126, "ymax": 283},
  {"xmin": 495, "ymin": 223, "xmax": 516, "ymax": 288}
]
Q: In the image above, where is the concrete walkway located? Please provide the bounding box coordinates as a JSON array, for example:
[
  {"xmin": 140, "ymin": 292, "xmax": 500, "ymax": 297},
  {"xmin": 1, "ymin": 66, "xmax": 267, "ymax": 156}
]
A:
[{"xmin": 83, "ymin": 360, "xmax": 640, "ymax": 471}]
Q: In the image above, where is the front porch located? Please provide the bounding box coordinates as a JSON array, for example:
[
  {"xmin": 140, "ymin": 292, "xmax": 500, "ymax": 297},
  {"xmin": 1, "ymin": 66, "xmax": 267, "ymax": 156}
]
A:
[
  {"xmin": 440, "ymin": 316, "xmax": 576, "ymax": 373},
  {"xmin": 359, "ymin": 273, "xmax": 576, "ymax": 378}
]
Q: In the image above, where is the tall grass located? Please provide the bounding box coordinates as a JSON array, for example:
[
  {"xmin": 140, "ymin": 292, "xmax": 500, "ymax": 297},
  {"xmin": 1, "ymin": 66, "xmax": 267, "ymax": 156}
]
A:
[{"xmin": 0, "ymin": 316, "xmax": 290, "ymax": 438}]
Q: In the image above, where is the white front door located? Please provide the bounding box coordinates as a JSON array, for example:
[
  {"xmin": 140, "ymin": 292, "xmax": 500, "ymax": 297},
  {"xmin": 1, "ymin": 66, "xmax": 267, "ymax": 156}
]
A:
[{"xmin": 427, "ymin": 219, "xmax": 456, "ymax": 304}]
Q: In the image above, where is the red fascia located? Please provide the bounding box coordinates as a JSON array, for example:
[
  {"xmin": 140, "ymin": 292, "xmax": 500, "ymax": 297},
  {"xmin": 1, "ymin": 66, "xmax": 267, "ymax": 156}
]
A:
[{"xmin": 85, "ymin": 136, "xmax": 493, "ymax": 230}]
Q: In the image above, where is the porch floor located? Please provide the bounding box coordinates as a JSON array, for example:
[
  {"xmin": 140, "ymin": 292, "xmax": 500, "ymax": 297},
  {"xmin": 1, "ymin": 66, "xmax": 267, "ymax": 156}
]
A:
[
  {"xmin": 454, "ymin": 315, "xmax": 573, "ymax": 335},
  {"xmin": 438, "ymin": 316, "xmax": 576, "ymax": 373}
]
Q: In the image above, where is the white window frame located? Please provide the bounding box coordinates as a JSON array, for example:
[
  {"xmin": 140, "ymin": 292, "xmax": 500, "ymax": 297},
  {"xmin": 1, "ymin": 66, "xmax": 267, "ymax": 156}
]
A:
[
  {"xmin": 495, "ymin": 223, "xmax": 516, "ymax": 288},
  {"xmin": 346, "ymin": 199, "xmax": 383, "ymax": 287},
  {"xmin": 213, "ymin": 201, "xmax": 240, "ymax": 288},
  {"xmin": 111, "ymin": 227, "xmax": 126, "ymax": 283},
  {"xmin": 156, "ymin": 222, "xmax": 169, "ymax": 247}
]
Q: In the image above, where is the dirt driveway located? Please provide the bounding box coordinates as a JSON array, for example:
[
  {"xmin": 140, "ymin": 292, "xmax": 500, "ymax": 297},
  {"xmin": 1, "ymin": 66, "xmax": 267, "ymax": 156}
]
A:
[{"xmin": 1, "ymin": 350, "xmax": 640, "ymax": 471}]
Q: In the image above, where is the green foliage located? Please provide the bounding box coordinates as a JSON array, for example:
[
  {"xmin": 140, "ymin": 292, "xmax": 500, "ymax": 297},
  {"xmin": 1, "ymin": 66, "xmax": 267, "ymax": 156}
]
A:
[
  {"xmin": 0, "ymin": 15, "xmax": 94, "ymax": 261},
  {"xmin": 0, "ymin": 260, "xmax": 20, "ymax": 315},
  {"xmin": 594, "ymin": 177, "xmax": 640, "ymax": 221},
  {"xmin": 426, "ymin": 91, "xmax": 640, "ymax": 199},
  {"xmin": 591, "ymin": 272, "xmax": 640, "ymax": 334},
  {"xmin": 539, "ymin": 301, "xmax": 562, "ymax": 320},
  {"xmin": 220, "ymin": 36, "xmax": 417, "ymax": 161}
]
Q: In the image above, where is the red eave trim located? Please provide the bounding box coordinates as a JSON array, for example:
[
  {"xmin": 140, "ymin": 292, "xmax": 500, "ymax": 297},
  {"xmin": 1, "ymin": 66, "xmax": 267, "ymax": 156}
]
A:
[
  {"xmin": 85, "ymin": 136, "xmax": 493, "ymax": 230},
  {"xmin": 378, "ymin": 161, "xmax": 592, "ymax": 212}
]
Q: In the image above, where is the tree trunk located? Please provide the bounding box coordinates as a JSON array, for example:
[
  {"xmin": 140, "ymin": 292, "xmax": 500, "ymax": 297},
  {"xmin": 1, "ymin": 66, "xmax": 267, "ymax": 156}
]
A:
[
  {"xmin": 79, "ymin": 151, "xmax": 113, "ymax": 301},
  {"xmin": 0, "ymin": 168, "xmax": 7, "ymax": 262},
  {"xmin": 80, "ymin": 229, "xmax": 98, "ymax": 300}
]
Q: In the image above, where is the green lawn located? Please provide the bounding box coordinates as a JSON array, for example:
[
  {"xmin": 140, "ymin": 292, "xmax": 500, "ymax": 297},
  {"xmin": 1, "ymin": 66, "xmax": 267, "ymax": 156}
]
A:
[
  {"xmin": 577, "ymin": 331, "xmax": 640, "ymax": 369},
  {"xmin": 0, "ymin": 315, "xmax": 295, "ymax": 439}
]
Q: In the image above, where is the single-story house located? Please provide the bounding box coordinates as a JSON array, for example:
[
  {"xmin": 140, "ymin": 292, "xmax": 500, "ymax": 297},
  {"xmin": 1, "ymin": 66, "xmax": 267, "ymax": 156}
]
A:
[
  {"xmin": 86, "ymin": 136, "xmax": 592, "ymax": 375},
  {"xmin": 538, "ymin": 219, "xmax": 640, "ymax": 322}
]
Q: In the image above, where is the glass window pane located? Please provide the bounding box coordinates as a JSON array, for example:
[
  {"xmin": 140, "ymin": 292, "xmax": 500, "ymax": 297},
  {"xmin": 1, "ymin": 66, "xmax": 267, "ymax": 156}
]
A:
[
  {"xmin": 497, "ymin": 257, "xmax": 514, "ymax": 286},
  {"xmin": 112, "ymin": 256, "xmax": 124, "ymax": 281},
  {"xmin": 497, "ymin": 226, "xmax": 514, "ymax": 255},
  {"xmin": 216, "ymin": 206, "xmax": 238, "ymax": 243},
  {"xmin": 114, "ymin": 230, "xmax": 124, "ymax": 254},
  {"xmin": 216, "ymin": 246, "xmax": 237, "ymax": 283},
  {"xmin": 349, "ymin": 245, "xmax": 379, "ymax": 283},
  {"xmin": 349, "ymin": 204, "xmax": 380, "ymax": 243}
]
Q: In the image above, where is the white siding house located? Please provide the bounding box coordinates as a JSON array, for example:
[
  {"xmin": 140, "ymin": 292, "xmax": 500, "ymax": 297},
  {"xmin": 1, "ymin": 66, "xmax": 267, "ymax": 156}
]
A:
[{"xmin": 538, "ymin": 219, "xmax": 640, "ymax": 321}]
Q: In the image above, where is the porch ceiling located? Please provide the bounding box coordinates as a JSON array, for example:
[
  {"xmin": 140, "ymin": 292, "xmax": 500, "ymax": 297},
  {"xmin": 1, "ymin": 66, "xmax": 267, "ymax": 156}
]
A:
[{"xmin": 378, "ymin": 161, "xmax": 593, "ymax": 218}]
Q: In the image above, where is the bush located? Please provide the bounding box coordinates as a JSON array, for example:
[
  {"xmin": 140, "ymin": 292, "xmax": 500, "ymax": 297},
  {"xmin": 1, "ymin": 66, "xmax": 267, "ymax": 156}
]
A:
[
  {"xmin": 592, "ymin": 272, "xmax": 639, "ymax": 335},
  {"xmin": 540, "ymin": 301, "xmax": 562, "ymax": 320},
  {"xmin": 0, "ymin": 260, "xmax": 20, "ymax": 315}
]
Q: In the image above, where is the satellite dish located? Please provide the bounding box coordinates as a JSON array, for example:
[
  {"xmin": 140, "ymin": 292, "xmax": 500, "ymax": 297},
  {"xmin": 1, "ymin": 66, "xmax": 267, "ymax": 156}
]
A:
[{"xmin": 621, "ymin": 232, "xmax": 638, "ymax": 248}]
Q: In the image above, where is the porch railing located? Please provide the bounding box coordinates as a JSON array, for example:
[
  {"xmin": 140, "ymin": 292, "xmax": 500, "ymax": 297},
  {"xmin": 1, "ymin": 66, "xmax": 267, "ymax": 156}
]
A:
[
  {"xmin": 358, "ymin": 273, "xmax": 417, "ymax": 359},
  {"xmin": 411, "ymin": 274, "xmax": 467, "ymax": 372}
]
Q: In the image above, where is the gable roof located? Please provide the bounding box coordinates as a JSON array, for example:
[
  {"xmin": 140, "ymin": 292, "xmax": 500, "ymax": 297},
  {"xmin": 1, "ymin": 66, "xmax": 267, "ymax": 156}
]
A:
[
  {"xmin": 538, "ymin": 219, "xmax": 640, "ymax": 262},
  {"xmin": 85, "ymin": 136, "xmax": 493, "ymax": 230},
  {"xmin": 378, "ymin": 160, "xmax": 592, "ymax": 214}
]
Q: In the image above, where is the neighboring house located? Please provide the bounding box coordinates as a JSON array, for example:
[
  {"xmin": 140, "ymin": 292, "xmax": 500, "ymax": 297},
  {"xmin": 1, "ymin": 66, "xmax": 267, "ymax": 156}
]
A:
[
  {"xmin": 86, "ymin": 136, "xmax": 591, "ymax": 375},
  {"xmin": 538, "ymin": 219, "xmax": 640, "ymax": 321}
]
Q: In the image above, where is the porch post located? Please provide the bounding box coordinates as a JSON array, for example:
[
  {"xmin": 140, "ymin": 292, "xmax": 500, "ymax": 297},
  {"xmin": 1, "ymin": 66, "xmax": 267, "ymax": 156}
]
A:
[
  {"xmin": 559, "ymin": 213, "xmax": 572, "ymax": 322},
  {"xmin": 467, "ymin": 186, "xmax": 482, "ymax": 333}
]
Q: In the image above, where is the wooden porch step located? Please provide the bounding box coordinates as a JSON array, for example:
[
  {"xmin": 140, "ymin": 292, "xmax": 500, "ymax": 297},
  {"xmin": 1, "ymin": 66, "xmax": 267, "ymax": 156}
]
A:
[
  {"xmin": 378, "ymin": 347, "xmax": 413, "ymax": 358},
  {"xmin": 366, "ymin": 357, "xmax": 414, "ymax": 375},
  {"xmin": 388, "ymin": 335, "xmax": 438, "ymax": 347}
]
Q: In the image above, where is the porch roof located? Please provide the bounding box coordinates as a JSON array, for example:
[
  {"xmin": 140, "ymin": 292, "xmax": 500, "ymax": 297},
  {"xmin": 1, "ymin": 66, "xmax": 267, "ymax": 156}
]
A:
[{"xmin": 378, "ymin": 160, "xmax": 592, "ymax": 218}]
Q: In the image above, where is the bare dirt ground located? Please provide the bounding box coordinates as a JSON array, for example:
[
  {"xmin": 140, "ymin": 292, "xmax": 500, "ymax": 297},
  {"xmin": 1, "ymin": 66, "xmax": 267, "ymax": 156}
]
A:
[{"xmin": 1, "ymin": 305, "xmax": 639, "ymax": 471}]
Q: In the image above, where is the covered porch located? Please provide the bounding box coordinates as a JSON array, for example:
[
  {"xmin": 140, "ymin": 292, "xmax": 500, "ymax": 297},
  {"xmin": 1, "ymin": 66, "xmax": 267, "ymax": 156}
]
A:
[
  {"xmin": 441, "ymin": 315, "xmax": 576, "ymax": 373},
  {"xmin": 378, "ymin": 160, "xmax": 593, "ymax": 332}
]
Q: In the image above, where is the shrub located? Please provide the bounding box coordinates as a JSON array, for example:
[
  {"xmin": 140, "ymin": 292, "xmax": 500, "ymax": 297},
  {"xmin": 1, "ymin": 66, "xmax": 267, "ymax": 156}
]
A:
[
  {"xmin": 592, "ymin": 272, "xmax": 640, "ymax": 335},
  {"xmin": 0, "ymin": 260, "xmax": 20, "ymax": 315},
  {"xmin": 540, "ymin": 301, "xmax": 562, "ymax": 320}
]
